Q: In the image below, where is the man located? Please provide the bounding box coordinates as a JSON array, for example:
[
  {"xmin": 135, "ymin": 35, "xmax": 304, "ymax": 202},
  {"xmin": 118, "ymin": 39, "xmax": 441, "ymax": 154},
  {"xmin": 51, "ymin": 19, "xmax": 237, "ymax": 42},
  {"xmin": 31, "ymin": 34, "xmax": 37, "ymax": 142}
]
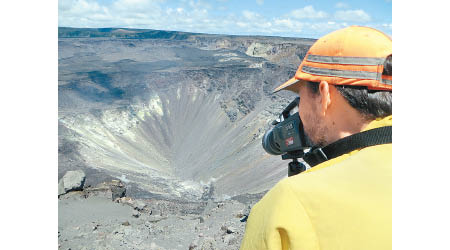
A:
[{"xmin": 240, "ymin": 26, "xmax": 392, "ymax": 250}]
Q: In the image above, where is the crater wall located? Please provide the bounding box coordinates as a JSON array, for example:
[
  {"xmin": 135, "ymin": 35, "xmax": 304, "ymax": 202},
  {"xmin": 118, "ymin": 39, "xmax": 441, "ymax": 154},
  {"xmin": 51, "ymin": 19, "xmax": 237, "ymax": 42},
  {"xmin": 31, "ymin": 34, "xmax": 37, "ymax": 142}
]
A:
[{"xmin": 58, "ymin": 29, "xmax": 312, "ymax": 200}]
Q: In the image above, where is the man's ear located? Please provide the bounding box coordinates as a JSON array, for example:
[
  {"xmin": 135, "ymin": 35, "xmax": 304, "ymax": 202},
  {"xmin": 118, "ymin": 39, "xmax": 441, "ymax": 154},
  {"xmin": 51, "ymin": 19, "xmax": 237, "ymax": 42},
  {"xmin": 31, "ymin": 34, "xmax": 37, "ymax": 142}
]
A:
[{"xmin": 318, "ymin": 80, "xmax": 331, "ymax": 116}]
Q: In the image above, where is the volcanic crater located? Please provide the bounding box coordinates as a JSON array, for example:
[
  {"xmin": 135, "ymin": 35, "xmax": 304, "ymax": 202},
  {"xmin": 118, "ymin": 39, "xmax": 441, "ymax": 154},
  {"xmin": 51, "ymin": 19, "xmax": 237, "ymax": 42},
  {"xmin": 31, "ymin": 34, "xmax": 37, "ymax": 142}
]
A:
[{"xmin": 58, "ymin": 28, "xmax": 314, "ymax": 200}]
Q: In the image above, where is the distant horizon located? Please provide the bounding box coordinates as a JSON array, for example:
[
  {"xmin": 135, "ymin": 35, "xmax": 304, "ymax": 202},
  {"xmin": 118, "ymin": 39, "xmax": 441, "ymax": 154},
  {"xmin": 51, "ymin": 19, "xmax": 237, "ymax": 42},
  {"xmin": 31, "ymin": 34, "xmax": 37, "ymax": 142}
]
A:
[
  {"xmin": 58, "ymin": 0, "xmax": 392, "ymax": 39},
  {"xmin": 58, "ymin": 26, "xmax": 320, "ymax": 40}
]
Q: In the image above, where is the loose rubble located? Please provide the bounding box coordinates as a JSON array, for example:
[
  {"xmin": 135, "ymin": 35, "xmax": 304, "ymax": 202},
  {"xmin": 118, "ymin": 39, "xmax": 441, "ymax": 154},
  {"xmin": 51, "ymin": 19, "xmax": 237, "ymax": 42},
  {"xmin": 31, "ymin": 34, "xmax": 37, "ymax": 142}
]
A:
[{"xmin": 58, "ymin": 172, "xmax": 264, "ymax": 250}]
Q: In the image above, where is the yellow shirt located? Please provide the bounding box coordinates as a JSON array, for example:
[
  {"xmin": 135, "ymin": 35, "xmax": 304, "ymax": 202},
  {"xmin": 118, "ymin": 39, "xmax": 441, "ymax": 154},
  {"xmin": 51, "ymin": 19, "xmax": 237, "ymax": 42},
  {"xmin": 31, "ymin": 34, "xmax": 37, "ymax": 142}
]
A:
[{"xmin": 240, "ymin": 116, "xmax": 392, "ymax": 250}]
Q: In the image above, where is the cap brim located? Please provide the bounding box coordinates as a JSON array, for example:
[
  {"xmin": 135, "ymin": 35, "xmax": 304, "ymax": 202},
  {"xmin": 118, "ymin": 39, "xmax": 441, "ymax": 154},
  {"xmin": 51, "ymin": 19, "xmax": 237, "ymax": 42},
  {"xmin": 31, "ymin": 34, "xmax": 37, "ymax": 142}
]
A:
[{"xmin": 272, "ymin": 77, "xmax": 301, "ymax": 94}]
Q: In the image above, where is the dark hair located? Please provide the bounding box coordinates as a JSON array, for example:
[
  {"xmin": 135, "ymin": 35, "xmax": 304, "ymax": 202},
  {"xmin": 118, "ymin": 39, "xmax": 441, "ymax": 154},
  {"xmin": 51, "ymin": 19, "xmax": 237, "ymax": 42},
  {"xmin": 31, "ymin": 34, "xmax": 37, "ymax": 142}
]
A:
[{"xmin": 307, "ymin": 55, "xmax": 392, "ymax": 119}]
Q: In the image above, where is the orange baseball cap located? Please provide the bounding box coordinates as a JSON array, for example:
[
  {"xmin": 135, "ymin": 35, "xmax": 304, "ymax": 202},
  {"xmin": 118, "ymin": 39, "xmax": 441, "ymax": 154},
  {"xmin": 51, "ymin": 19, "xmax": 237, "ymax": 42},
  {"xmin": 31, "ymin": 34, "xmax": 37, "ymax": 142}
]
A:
[{"xmin": 273, "ymin": 26, "xmax": 392, "ymax": 93}]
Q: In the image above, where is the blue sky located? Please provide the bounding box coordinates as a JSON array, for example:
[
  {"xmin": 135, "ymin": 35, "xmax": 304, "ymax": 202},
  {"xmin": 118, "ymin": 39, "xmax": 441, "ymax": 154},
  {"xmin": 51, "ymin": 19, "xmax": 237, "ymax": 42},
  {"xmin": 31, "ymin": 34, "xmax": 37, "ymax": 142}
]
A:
[{"xmin": 59, "ymin": 0, "xmax": 392, "ymax": 38}]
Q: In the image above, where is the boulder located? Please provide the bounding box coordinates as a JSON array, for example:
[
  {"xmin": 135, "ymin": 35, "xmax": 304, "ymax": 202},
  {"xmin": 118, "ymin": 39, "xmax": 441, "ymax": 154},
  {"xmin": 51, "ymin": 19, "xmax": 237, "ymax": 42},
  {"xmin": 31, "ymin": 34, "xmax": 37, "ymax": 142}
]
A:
[
  {"xmin": 59, "ymin": 170, "xmax": 86, "ymax": 195},
  {"xmin": 58, "ymin": 180, "xmax": 65, "ymax": 196},
  {"xmin": 91, "ymin": 180, "xmax": 126, "ymax": 200},
  {"xmin": 111, "ymin": 186, "xmax": 126, "ymax": 201}
]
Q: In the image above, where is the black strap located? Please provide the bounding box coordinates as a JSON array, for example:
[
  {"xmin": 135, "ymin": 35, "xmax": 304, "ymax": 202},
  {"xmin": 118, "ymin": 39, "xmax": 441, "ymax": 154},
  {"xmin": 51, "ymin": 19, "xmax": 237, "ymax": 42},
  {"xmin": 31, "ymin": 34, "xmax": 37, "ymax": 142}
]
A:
[{"xmin": 303, "ymin": 126, "xmax": 392, "ymax": 167}]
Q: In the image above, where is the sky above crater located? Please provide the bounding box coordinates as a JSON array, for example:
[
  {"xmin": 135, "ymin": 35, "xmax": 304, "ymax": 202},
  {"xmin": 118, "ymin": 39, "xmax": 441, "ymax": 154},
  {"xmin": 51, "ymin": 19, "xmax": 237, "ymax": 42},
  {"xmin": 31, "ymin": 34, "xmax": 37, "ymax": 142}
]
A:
[{"xmin": 59, "ymin": 0, "xmax": 391, "ymax": 39}]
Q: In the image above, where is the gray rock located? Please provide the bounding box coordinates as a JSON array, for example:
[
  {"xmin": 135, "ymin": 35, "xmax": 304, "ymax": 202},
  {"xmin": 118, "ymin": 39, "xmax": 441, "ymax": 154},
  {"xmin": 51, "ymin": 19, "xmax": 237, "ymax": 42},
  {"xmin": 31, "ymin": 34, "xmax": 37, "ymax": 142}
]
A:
[
  {"xmin": 58, "ymin": 180, "xmax": 65, "ymax": 196},
  {"xmin": 203, "ymin": 200, "xmax": 216, "ymax": 215},
  {"xmin": 223, "ymin": 234, "xmax": 236, "ymax": 245},
  {"xmin": 116, "ymin": 197, "xmax": 134, "ymax": 206},
  {"xmin": 133, "ymin": 200, "xmax": 146, "ymax": 211},
  {"xmin": 132, "ymin": 210, "xmax": 140, "ymax": 218},
  {"xmin": 200, "ymin": 237, "xmax": 217, "ymax": 250},
  {"xmin": 111, "ymin": 186, "xmax": 126, "ymax": 201},
  {"xmin": 59, "ymin": 170, "xmax": 86, "ymax": 195},
  {"xmin": 93, "ymin": 180, "xmax": 126, "ymax": 201},
  {"xmin": 189, "ymin": 239, "xmax": 198, "ymax": 250},
  {"xmin": 123, "ymin": 227, "xmax": 132, "ymax": 236},
  {"xmin": 147, "ymin": 215, "xmax": 166, "ymax": 223},
  {"xmin": 226, "ymin": 226, "xmax": 236, "ymax": 234}
]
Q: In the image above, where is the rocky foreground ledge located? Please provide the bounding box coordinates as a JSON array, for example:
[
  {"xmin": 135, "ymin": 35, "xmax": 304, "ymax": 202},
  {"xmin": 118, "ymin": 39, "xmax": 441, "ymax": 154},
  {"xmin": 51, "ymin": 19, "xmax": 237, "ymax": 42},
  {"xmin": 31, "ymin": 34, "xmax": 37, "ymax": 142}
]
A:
[{"xmin": 58, "ymin": 170, "xmax": 263, "ymax": 250}]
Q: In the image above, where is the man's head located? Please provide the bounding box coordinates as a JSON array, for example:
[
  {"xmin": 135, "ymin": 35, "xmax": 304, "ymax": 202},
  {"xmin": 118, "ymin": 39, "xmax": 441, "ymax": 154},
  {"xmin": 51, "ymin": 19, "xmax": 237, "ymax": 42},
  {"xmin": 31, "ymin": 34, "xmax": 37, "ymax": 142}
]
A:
[{"xmin": 273, "ymin": 26, "xmax": 392, "ymax": 147}]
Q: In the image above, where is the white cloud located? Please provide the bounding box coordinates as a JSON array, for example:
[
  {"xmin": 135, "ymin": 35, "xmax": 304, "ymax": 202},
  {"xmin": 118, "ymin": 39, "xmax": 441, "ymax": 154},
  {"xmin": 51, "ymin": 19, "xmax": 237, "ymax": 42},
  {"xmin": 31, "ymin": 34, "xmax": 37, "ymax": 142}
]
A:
[
  {"xmin": 188, "ymin": 0, "xmax": 212, "ymax": 10},
  {"xmin": 273, "ymin": 18, "xmax": 302, "ymax": 30},
  {"xmin": 59, "ymin": 0, "xmax": 103, "ymax": 15},
  {"xmin": 256, "ymin": 0, "xmax": 264, "ymax": 5},
  {"xmin": 59, "ymin": 0, "xmax": 77, "ymax": 12},
  {"xmin": 59, "ymin": 0, "xmax": 211, "ymax": 30},
  {"xmin": 308, "ymin": 22, "xmax": 348, "ymax": 31},
  {"xmin": 334, "ymin": 9, "xmax": 371, "ymax": 22},
  {"xmin": 242, "ymin": 10, "xmax": 261, "ymax": 20},
  {"xmin": 335, "ymin": 2, "xmax": 349, "ymax": 9},
  {"xmin": 58, "ymin": 0, "xmax": 319, "ymax": 37},
  {"xmin": 290, "ymin": 6, "xmax": 327, "ymax": 19},
  {"xmin": 59, "ymin": 0, "xmax": 113, "ymax": 27},
  {"xmin": 111, "ymin": 0, "xmax": 159, "ymax": 11},
  {"xmin": 236, "ymin": 22, "xmax": 249, "ymax": 28}
]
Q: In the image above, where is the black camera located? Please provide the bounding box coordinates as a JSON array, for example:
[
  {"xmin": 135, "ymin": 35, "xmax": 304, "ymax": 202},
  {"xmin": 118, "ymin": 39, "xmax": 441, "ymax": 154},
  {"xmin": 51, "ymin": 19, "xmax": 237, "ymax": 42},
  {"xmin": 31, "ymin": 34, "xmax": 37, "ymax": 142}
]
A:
[{"xmin": 262, "ymin": 97, "xmax": 312, "ymax": 176}]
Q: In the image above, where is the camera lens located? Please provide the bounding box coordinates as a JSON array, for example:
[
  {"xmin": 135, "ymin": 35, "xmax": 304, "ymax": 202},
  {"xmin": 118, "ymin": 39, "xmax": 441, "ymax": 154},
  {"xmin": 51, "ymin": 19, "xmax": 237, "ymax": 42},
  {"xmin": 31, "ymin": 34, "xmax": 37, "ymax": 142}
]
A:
[{"xmin": 262, "ymin": 128, "xmax": 283, "ymax": 155}]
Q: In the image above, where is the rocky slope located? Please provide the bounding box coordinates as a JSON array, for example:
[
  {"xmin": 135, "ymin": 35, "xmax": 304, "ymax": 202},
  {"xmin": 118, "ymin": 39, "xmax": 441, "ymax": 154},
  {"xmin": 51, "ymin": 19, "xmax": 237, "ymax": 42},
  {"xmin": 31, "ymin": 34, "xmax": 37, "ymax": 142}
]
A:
[{"xmin": 59, "ymin": 176, "xmax": 264, "ymax": 250}]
